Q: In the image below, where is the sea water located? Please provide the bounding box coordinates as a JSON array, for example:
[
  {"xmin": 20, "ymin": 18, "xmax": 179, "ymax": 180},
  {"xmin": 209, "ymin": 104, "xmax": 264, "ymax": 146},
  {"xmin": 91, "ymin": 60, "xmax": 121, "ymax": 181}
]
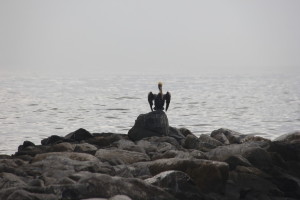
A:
[{"xmin": 1, "ymin": 73, "xmax": 300, "ymax": 155}]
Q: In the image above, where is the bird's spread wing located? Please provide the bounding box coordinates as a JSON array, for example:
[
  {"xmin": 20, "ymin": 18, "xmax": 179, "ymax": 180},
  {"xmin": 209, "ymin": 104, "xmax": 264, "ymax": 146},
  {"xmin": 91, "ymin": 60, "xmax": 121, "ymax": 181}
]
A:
[
  {"xmin": 165, "ymin": 92, "xmax": 171, "ymax": 111},
  {"xmin": 148, "ymin": 92, "xmax": 155, "ymax": 111}
]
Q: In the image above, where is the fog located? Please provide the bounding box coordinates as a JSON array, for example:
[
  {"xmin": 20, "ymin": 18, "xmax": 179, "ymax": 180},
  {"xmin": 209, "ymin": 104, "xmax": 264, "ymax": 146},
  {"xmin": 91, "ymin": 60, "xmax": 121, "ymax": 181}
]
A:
[{"xmin": 1, "ymin": 0, "xmax": 300, "ymax": 76}]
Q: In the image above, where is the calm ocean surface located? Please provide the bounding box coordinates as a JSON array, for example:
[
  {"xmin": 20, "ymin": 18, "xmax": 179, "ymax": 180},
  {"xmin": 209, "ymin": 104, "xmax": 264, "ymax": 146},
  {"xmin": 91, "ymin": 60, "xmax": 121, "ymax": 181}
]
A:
[{"xmin": 1, "ymin": 73, "xmax": 300, "ymax": 155}]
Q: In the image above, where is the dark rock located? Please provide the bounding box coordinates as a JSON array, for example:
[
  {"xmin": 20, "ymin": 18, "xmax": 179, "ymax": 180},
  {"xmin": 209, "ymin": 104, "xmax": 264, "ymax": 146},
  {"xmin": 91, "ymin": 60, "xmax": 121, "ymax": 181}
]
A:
[
  {"xmin": 178, "ymin": 127, "xmax": 194, "ymax": 137},
  {"xmin": 224, "ymin": 155, "xmax": 252, "ymax": 170},
  {"xmin": 272, "ymin": 174, "xmax": 300, "ymax": 198},
  {"xmin": 0, "ymin": 172, "xmax": 27, "ymax": 189},
  {"xmin": 95, "ymin": 149, "xmax": 150, "ymax": 165},
  {"xmin": 211, "ymin": 129, "xmax": 230, "ymax": 144},
  {"xmin": 73, "ymin": 172, "xmax": 176, "ymax": 200},
  {"xmin": 242, "ymin": 147, "xmax": 273, "ymax": 170},
  {"xmin": 15, "ymin": 145, "xmax": 48, "ymax": 157},
  {"xmin": 0, "ymin": 189, "xmax": 57, "ymax": 200},
  {"xmin": 168, "ymin": 126, "xmax": 185, "ymax": 142},
  {"xmin": 48, "ymin": 142, "xmax": 75, "ymax": 152},
  {"xmin": 128, "ymin": 111, "xmax": 169, "ymax": 141},
  {"xmin": 86, "ymin": 133, "xmax": 123, "ymax": 148},
  {"xmin": 41, "ymin": 135, "xmax": 66, "ymax": 145},
  {"xmin": 268, "ymin": 141, "xmax": 300, "ymax": 162},
  {"xmin": 18, "ymin": 141, "xmax": 35, "ymax": 152},
  {"xmin": 227, "ymin": 169, "xmax": 283, "ymax": 199},
  {"xmin": 274, "ymin": 131, "xmax": 300, "ymax": 143},
  {"xmin": 145, "ymin": 170, "xmax": 204, "ymax": 200},
  {"xmin": 64, "ymin": 128, "xmax": 93, "ymax": 141},
  {"xmin": 74, "ymin": 143, "xmax": 98, "ymax": 153},
  {"xmin": 183, "ymin": 134, "xmax": 220, "ymax": 152},
  {"xmin": 134, "ymin": 158, "xmax": 229, "ymax": 193},
  {"xmin": 206, "ymin": 141, "xmax": 269, "ymax": 161}
]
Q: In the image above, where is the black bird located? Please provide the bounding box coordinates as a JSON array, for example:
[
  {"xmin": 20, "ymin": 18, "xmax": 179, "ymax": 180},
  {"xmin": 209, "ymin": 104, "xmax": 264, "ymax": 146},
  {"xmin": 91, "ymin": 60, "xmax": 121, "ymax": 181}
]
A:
[{"xmin": 148, "ymin": 82, "xmax": 171, "ymax": 111}]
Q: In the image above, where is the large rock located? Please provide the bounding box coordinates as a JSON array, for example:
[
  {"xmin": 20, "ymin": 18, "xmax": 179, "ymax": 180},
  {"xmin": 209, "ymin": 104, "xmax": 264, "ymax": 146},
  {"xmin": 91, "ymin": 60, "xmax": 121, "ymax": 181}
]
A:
[
  {"xmin": 128, "ymin": 111, "xmax": 169, "ymax": 141},
  {"xmin": 95, "ymin": 149, "xmax": 150, "ymax": 165},
  {"xmin": 69, "ymin": 172, "xmax": 176, "ymax": 200},
  {"xmin": 274, "ymin": 131, "xmax": 300, "ymax": 143},
  {"xmin": 133, "ymin": 158, "xmax": 229, "ymax": 193},
  {"xmin": 206, "ymin": 141, "xmax": 270, "ymax": 161},
  {"xmin": 211, "ymin": 128, "xmax": 252, "ymax": 144},
  {"xmin": 145, "ymin": 170, "xmax": 204, "ymax": 199},
  {"xmin": 64, "ymin": 128, "xmax": 93, "ymax": 141}
]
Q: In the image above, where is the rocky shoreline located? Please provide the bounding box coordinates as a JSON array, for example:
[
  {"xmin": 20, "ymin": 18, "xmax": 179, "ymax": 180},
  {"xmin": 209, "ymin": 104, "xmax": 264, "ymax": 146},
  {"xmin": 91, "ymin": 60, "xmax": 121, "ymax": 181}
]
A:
[{"xmin": 1, "ymin": 111, "xmax": 300, "ymax": 200}]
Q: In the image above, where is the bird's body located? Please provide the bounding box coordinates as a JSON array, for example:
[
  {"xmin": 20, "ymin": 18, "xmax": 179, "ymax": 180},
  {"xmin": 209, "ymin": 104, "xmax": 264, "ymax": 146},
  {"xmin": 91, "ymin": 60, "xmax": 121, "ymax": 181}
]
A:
[{"xmin": 148, "ymin": 82, "xmax": 171, "ymax": 112}]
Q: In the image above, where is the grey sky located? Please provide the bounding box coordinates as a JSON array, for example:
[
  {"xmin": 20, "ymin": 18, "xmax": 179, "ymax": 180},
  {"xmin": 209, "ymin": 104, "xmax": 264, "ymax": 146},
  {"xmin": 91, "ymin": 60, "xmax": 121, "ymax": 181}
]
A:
[{"xmin": 0, "ymin": 0, "xmax": 299, "ymax": 76}]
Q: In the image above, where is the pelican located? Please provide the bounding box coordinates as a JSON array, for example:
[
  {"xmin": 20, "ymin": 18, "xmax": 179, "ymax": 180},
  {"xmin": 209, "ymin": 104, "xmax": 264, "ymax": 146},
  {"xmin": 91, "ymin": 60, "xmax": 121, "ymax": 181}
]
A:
[{"xmin": 148, "ymin": 82, "xmax": 171, "ymax": 112}]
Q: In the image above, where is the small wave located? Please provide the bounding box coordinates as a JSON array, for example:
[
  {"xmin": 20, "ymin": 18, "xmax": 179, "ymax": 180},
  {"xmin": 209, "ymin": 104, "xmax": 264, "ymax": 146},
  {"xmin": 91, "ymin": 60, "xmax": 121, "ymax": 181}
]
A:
[
  {"xmin": 28, "ymin": 103, "xmax": 39, "ymax": 106},
  {"xmin": 192, "ymin": 124, "xmax": 211, "ymax": 127},
  {"xmin": 106, "ymin": 108, "xmax": 129, "ymax": 111},
  {"xmin": 105, "ymin": 116, "xmax": 119, "ymax": 119},
  {"xmin": 114, "ymin": 97, "xmax": 141, "ymax": 100}
]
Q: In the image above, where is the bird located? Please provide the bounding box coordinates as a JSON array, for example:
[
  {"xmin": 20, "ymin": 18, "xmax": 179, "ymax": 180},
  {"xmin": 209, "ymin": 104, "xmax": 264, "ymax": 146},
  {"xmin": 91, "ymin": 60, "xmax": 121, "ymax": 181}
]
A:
[{"xmin": 148, "ymin": 82, "xmax": 171, "ymax": 112}]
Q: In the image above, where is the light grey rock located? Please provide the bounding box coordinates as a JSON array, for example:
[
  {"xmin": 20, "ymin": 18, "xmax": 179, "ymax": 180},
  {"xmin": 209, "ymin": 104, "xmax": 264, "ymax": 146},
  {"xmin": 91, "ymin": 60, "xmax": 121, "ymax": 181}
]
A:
[{"xmin": 95, "ymin": 149, "xmax": 150, "ymax": 165}]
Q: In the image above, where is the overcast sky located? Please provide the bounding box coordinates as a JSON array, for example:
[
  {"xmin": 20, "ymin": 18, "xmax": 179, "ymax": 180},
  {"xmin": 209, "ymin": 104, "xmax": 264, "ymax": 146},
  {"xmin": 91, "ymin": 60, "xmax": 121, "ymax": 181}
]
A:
[{"xmin": 0, "ymin": 0, "xmax": 299, "ymax": 76}]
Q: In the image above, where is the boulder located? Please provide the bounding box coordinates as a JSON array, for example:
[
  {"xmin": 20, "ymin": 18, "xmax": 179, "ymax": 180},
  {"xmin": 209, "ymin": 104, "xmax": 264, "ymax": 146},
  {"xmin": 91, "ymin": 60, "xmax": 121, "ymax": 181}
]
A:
[
  {"xmin": 242, "ymin": 147, "xmax": 273, "ymax": 170},
  {"xmin": 128, "ymin": 111, "xmax": 169, "ymax": 141},
  {"xmin": 74, "ymin": 143, "xmax": 98, "ymax": 153},
  {"xmin": 206, "ymin": 141, "xmax": 270, "ymax": 161},
  {"xmin": 168, "ymin": 126, "xmax": 185, "ymax": 142},
  {"xmin": 86, "ymin": 133, "xmax": 123, "ymax": 148},
  {"xmin": 210, "ymin": 129, "xmax": 230, "ymax": 144},
  {"xmin": 224, "ymin": 155, "xmax": 252, "ymax": 170},
  {"xmin": 41, "ymin": 135, "xmax": 67, "ymax": 145},
  {"xmin": 95, "ymin": 149, "xmax": 150, "ymax": 165},
  {"xmin": 183, "ymin": 134, "xmax": 220, "ymax": 152},
  {"xmin": 145, "ymin": 170, "xmax": 204, "ymax": 199},
  {"xmin": 64, "ymin": 128, "xmax": 93, "ymax": 141},
  {"xmin": 134, "ymin": 158, "xmax": 229, "ymax": 193},
  {"xmin": 18, "ymin": 141, "xmax": 35, "ymax": 152},
  {"xmin": 0, "ymin": 172, "xmax": 27, "ymax": 189},
  {"xmin": 67, "ymin": 172, "xmax": 176, "ymax": 200},
  {"xmin": 48, "ymin": 142, "xmax": 75, "ymax": 152},
  {"xmin": 178, "ymin": 128, "xmax": 194, "ymax": 137},
  {"xmin": 274, "ymin": 131, "xmax": 300, "ymax": 143}
]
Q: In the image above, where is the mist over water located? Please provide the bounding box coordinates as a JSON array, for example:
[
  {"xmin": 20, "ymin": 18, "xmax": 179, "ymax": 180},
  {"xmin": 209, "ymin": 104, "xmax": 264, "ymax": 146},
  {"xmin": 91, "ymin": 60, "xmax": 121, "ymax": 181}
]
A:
[{"xmin": 1, "ymin": 72, "xmax": 299, "ymax": 155}]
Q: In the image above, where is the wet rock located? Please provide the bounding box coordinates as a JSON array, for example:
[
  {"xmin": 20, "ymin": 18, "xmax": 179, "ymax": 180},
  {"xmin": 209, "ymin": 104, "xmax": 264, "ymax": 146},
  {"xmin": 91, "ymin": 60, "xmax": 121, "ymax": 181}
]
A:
[
  {"xmin": 183, "ymin": 134, "xmax": 220, "ymax": 152},
  {"xmin": 145, "ymin": 170, "xmax": 204, "ymax": 200},
  {"xmin": 48, "ymin": 142, "xmax": 75, "ymax": 152},
  {"xmin": 199, "ymin": 134, "xmax": 223, "ymax": 147},
  {"xmin": 168, "ymin": 126, "xmax": 185, "ymax": 142},
  {"xmin": 0, "ymin": 172, "xmax": 27, "ymax": 189},
  {"xmin": 224, "ymin": 155, "xmax": 252, "ymax": 170},
  {"xmin": 112, "ymin": 139, "xmax": 145, "ymax": 153},
  {"xmin": 228, "ymin": 168, "xmax": 283, "ymax": 199},
  {"xmin": 0, "ymin": 189, "xmax": 57, "ymax": 200},
  {"xmin": 268, "ymin": 141, "xmax": 300, "ymax": 162},
  {"xmin": 86, "ymin": 133, "xmax": 123, "ymax": 148},
  {"xmin": 73, "ymin": 172, "xmax": 176, "ymax": 200},
  {"xmin": 128, "ymin": 111, "xmax": 169, "ymax": 141},
  {"xmin": 206, "ymin": 141, "xmax": 269, "ymax": 161},
  {"xmin": 41, "ymin": 135, "xmax": 67, "ymax": 145},
  {"xmin": 274, "ymin": 131, "xmax": 300, "ymax": 143},
  {"xmin": 74, "ymin": 143, "xmax": 98, "ymax": 153},
  {"xmin": 136, "ymin": 158, "xmax": 229, "ymax": 193},
  {"xmin": 178, "ymin": 127, "xmax": 194, "ymax": 137},
  {"xmin": 64, "ymin": 128, "xmax": 93, "ymax": 141},
  {"xmin": 95, "ymin": 149, "xmax": 150, "ymax": 165},
  {"xmin": 211, "ymin": 129, "xmax": 230, "ymax": 144},
  {"xmin": 242, "ymin": 147, "xmax": 272, "ymax": 170},
  {"xmin": 18, "ymin": 141, "xmax": 35, "ymax": 152}
]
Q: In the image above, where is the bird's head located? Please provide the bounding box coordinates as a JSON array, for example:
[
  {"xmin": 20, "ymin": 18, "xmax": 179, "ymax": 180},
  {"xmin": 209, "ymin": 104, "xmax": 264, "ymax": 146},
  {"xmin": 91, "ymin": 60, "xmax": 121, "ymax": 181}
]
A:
[{"xmin": 158, "ymin": 82, "xmax": 163, "ymax": 91}]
